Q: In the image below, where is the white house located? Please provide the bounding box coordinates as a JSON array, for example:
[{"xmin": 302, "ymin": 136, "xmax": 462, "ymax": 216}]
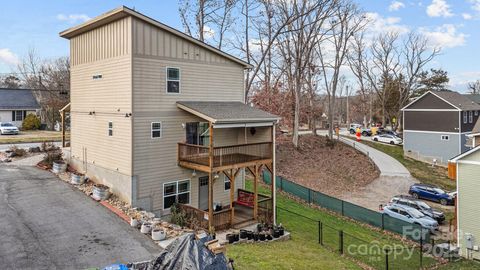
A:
[{"xmin": 0, "ymin": 88, "xmax": 40, "ymax": 127}]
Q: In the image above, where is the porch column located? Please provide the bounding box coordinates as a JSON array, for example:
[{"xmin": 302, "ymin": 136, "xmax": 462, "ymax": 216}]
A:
[
  {"xmin": 253, "ymin": 164, "xmax": 258, "ymax": 220},
  {"xmin": 61, "ymin": 110, "xmax": 66, "ymax": 148},
  {"xmin": 272, "ymin": 124, "xmax": 277, "ymax": 225},
  {"xmin": 208, "ymin": 122, "xmax": 214, "ymax": 229},
  {"xmin": 229, "ymin": 169, "xmax": 235, "ymax": 226}
]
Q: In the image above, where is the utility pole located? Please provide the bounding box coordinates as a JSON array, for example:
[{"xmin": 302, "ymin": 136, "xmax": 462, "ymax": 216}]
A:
[{"xmin": 346, "ymin": 85, "xmax": 350, "ymax": 128}]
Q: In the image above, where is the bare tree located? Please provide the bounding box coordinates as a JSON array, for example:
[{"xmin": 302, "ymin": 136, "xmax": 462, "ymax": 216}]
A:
[
  {"xmin": 468, "ymin": 80, "xmax": 480, "ymax": 94},
  {"xmin": 317, "ymin": 0, "xmax": 367, "ymax": 139},
  {"xmin": 17, "ymin": 49, "xmax": 70, "ymax": 129}
]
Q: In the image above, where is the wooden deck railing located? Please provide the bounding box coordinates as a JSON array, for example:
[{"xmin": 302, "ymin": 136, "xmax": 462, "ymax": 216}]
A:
[
  {"xmin": 177, "ymin": 203, "xmax": 232, "ymax": 231},
  {"xmin": 178, "ymin": 142, "xmax": 273, "ymax": 169}
]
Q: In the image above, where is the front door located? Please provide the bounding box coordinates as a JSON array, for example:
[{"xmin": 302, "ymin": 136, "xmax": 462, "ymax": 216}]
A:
[{"xmin": 198, "ymin": 176, "xmax": 209, "ymax": 211}]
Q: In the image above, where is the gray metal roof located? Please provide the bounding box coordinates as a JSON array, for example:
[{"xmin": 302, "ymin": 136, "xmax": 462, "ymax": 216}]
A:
[
  {"xmin": 176, "ymin": 101, "xmax": 280, "ymax": 123},
  {"xmin": 0, "ymin": 88, "xmax": 40, "ymax": 110},
  {"xmin": 432, "ymin": 91, "xmax": 480, "ymax": 111}
]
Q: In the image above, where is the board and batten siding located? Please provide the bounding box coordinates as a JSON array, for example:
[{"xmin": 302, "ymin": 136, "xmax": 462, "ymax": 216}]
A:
[
  {"xmin": 131, "ymin": 18, "xmax": 238, "ymax": 67},
  {"xmin": 70, "ymin": 16, "xmax": 132, "ymax": 66},
  {"xmin": 457, "ymin": 157, "xmax": 480, "ymax": 260}
]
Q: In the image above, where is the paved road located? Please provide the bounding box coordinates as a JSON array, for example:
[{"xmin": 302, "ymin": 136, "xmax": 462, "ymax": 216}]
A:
[
  {"xmin": 0, "ymin": 165, "xmax": 160, "ymax": 269},
  {"xmin": 0, "ymin": 142, "xmax": 62, "ymax": 151}
]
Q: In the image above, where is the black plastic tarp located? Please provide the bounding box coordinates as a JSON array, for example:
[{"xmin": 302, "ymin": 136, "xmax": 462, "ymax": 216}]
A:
[{"xmin": 127, "ymin": 233, "xmax": 229, "ymax": 270}]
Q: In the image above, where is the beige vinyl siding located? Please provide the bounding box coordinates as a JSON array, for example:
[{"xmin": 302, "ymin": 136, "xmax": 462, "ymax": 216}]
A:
[
  {"xmin": 457, "ymin": 162, "xmax": 480, "ymax": 260},
  {"xmin": 132, "ymin": 18, "xmax": 239, "ymax": 67},
  {"xmin": 70, "ymin": 16, "xmax": 131, "ymax": 66},
  {"xmin": 70, "ymin": 55, "xmax": 132, "ymax": 177},
  {"xmin": 132, "ymin": 57, "xmax": 244, "ymax": 112},
  {"xmin": 131, "ymin": 21, "xmax": 245, "ymax": 213}
]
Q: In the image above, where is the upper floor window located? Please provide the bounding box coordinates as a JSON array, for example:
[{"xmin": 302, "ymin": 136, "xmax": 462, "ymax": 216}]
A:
[
  {"xmin": 108, "ymin": 121, "xmax": 113, "ymax": 136},
  {"xmin": 441, "ymin": 135, "xmax": 449, "ymax": 141},
  {"xmin": 469, "ymin": 111, "xmax": 474, "ymax": 123},
  {"xmin": 166, "ymin": 67, "xmax": 180, "ymax": 93},
  {"xmin": 475, "ymin": 111, "xmax": 479, "ymax": 116},
  {"xmin": 463, "ymin": 111, "xmax": 468, "ymax": 124},
  {"xmin": 151, "ymin": 122, "xmax": 162, "ymax": 138}
]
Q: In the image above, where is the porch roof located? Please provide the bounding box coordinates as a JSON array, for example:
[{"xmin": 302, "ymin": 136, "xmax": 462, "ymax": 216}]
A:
[{"xmin": 176, "ymin": 101, "xmax": 280, "ymax": 125}]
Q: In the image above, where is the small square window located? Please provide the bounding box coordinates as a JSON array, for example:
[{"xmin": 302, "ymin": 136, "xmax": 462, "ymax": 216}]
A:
[
  {"xmin": 108, "ymin": 121, "xmax": 113, "ymax": 136},
  {"xmin": 164, "ymin": 183, "xmax": 176, "ymax": 196},
  {"xmin": 469, "ymin": 111, "xmax": 473, "ymax": 123},
  {"xmin": 224, "ymin": 178, "xmax": 231, "ymax": 191},
  {"xmin": 475, "ymin": 111, "xmax": 479, "ymax": 116},
  {"xmin": 166, "ymin": 67, "xmax": 180, "ymax": 93},
  {"xmin": 463, "ymin": 111, "xmax": 468, "ymax": 124},
  {"xmin": 441, "ymin": 135, "xmax": 449, "ymax": 141},
  {"xmin": 151, "ymin": 122, "xmax": 162, "ymax": 138}
]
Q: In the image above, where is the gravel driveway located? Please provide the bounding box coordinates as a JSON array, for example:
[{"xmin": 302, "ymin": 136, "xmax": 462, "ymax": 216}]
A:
[{"xmin": 0, "ymin": 165, "xmax": 160, "ymax": 269}]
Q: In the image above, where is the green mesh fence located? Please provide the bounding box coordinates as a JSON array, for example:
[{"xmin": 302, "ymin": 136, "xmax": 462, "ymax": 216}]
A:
[
  {"xmin": 311, "ymin": 190, "xmax": 343, "ymax": 214},
  {"xmin": 343, "ymin": 201, "xmax": 383, "ymax": 228},
  {"xmin": 262, "ymin": 171, "xmax": 430, "ymax": 244}
]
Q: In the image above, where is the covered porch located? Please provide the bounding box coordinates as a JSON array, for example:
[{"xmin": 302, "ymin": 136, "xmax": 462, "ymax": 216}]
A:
[{"xmin": 176, "ymin": 101, "xmax": 279, "ymax": 231}]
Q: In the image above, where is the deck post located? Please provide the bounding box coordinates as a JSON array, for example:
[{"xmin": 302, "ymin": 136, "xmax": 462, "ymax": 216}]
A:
[
  {"xmin": 208, "ymin": 122, "xmax": 214, "ymax": 229},
  {"xmin": 61, "ymin": 109, "xmax": 66, "ymax": 147},
  {"xmin": 253, "ymin": 164, "xmax": 258, "ymax": 220},
  {"xmin": 229, "ymin": 169, "xmax": 235, "ymax": 226},
  {"xmin": 272, "ymin": 124, "xmax": 276, "ymax": 225}
]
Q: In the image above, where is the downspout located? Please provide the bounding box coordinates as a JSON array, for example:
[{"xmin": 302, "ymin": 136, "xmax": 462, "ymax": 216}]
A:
[{"xmin": 272, "ymin": 123, "xmax": 277, "ymax": 225}]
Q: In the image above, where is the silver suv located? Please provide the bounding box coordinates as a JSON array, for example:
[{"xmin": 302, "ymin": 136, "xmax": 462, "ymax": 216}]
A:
[
  {"xmin": 383, "ymin": 204, "xmax": 439, "ymax": 233},
  {"xmin": 390, "ymin": 195, "xmax": 445, "ymax": 223}
]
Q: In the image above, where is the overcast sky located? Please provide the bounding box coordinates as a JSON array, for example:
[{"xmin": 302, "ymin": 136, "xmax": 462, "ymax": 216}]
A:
[{"xmin": 0, "ymin": 0, "xmax": 479, "ymax": 92}]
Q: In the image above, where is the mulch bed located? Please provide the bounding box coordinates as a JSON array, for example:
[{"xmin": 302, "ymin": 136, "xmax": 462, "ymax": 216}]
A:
[{"xmin": 276, "ymin": 134, "xmax": 379, "ymax": 197}]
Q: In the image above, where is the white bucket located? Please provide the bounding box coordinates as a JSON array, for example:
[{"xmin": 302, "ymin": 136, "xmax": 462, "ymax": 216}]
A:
[
  {"xmin": 130, "ymin": 218, "xmax": 139, "ymax": 227},
  {"xmin": 140, "ymin": 223, "xmax": 152, "ymax": 234},
  {"xmin": 151, "ymin": 229, "xmax": 167, "ymax": 241}
]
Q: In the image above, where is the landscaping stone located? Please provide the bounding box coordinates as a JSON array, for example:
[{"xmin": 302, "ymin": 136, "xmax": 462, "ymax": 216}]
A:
[{"xmin": 28, "ymin": 147, "xmax": 41, "ymax": 153}]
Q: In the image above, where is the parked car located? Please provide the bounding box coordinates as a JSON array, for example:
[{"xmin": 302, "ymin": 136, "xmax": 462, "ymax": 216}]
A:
[
  {"xmin": 390, "ymin": 195, "xmax": 445, "ymax": 223},
  {"xmin": 408, "ymin": 184, "xmax": 455, "ymax": 206},
  {"xmin": 349, "ymin": 124, "xmax": 372, "ymax": 136},
  {"xmin": 383, "ymin": 204, "xmax": 439, "ymax": 233},
  {"xmin": 378, "ymin": 129, "xmax": 401, "ymax": 137},
  {"xmin": 349, "ymin": 123, "xmax": 362, "ymax": 134},
  {"xmin": 371, "ymin": 134, "xmax": 403, "ymax": 145},
  {"xmin": 0, "ymin": 122, "xmax": 19, "ymax": 135}
]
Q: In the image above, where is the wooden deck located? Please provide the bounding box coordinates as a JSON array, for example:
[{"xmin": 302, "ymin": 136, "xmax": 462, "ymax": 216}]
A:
[{"xmin": 178, "ymin": 142, "xmax": 273, "ymax": 172}]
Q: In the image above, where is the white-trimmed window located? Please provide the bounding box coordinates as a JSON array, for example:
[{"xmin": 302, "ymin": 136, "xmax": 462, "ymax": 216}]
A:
[
  {"xmin": 475, "ymin": 111, "xmax": 479, "ymax": 116},
  {"xmin": 166, "ymin": 67, "xmax": 180, "ymax": 93},
  {"xmin": 224, "ymin": 176, "xmax": 231, "ymax": 191},
  {"xmin": 163, "ymin": 180, "xmax": 190, "ymax": 209},
  {"xmin": 14, "ymin": 110, "xmax": 25, "ymax": 121},
  {"xmin": 441, "ymin": 135, "xmax": 449, "ymax": 141},
  {"xmin": 151, "ymin": 122, "xmax": 162, "ymax": 138},
  {"xmin": 463, "ymin": 111, "xmax": 468, "ymax": 124},
  {"xmin": 469, "ymin": 111, "xmax": 474, "ymax": 123},
  {"xmin": 108, "ymin": 121, "xmax": 113, "ymax": 136}
]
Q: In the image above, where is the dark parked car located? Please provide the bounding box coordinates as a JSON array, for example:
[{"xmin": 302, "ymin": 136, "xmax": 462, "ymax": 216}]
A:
[
  {"xmin": 390, "ymin": 195, "xmax": 445, "ymax": 223},
  {"xmin": 408, "ymin": 184, "xmax": 455, "ymax": 206}
]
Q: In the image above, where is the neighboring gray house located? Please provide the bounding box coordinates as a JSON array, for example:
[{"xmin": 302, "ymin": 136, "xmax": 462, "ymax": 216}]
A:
[
  {"xmin": 402, "ymin": 91, "xmax": 480, "ymax": 164},
  {"xmin": 0, "ymin": 88, "xmax": 40, "ymax": 127}
]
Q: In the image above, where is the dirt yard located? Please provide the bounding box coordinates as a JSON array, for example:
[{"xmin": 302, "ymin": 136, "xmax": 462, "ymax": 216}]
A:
[{"xmin": 276, "ymin": 134, "xmax": 380, "ymax": 197}]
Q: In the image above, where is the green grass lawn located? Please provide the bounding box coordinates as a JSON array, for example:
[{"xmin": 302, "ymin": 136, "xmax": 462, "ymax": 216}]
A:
[
  {"xmin": 226, "ymin": 179, "xmax": 437, "ymax": 270},
  {"xmin": 0, "ymin": 130, "xmax": 68, "ymax": 144},
  {"xmin": 436, "ymin": 259, "xmax": 480, "ymax": 270},
  {"xmin": 360, "ymin": 140, "xmax": 455, "ymax": 191}
]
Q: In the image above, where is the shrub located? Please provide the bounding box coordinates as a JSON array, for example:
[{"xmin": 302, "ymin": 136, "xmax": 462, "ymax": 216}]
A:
[
  {"xmin": 42, "ymin": 151, "xmax": 63, "ymax": 167},
  {"xmin": 170, "ymin": 203, "xmax": 187, "ymax": 227},
  {"xmin": 8, "ymin": 146, "xmax": 27, "ymax": 157},
  {"xmin": 22, "ymin": 114, "xmax": 41, "ymax": 130}
]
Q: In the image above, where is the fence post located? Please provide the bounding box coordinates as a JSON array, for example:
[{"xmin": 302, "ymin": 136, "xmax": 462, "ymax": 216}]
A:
[
  {"xmin": 381, "ymin": 214, "xmax": 385, "ymax": 230},
  {"xmin": 339, "ymin": 230, "xmax": 344, "ymax": 254},
  {"xmin": 318, "ymin": 221, "xmax": 323, "ymax": 245},
  {"xmin": 280, "ymin": 177, "xmax": 283, "ymax": 191},
  {"xmin": 419, "ymin": 232, "xmax": 423, "ymax": 269},
  {"xmin": 308, "ymin": 189, "xmax": 311, "ymax": 204},
  {"xmin": 385, "ymin": 247, "xmax": 390, "ymax": 270},
  {"xmin": 341, "ymin": 201, "xmax": 344, "ymax": 216}
]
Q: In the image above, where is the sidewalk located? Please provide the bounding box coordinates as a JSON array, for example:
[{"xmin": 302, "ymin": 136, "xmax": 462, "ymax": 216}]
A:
[{"xmin": 338, "ymin": 136, "xmax": 410, "ymax": 177}]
